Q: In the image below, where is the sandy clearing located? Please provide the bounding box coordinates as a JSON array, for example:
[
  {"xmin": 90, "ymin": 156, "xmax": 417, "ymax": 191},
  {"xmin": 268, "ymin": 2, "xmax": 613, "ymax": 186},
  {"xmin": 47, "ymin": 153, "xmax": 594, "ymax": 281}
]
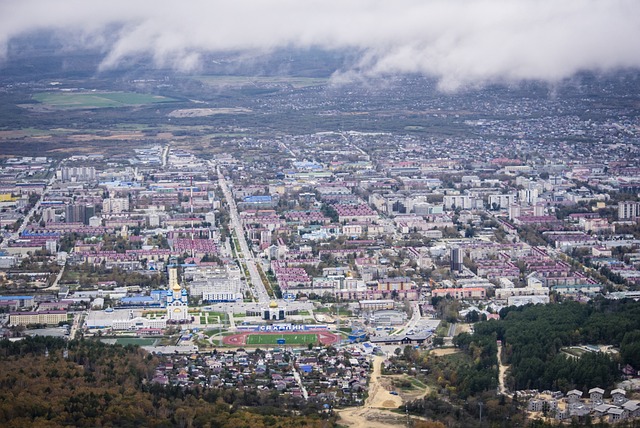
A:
[
  {"xmin": 430, "ymin": 348, "xmax": 460, "ymax": 357},
  {"xmin": 338, "ymin": 356, "xmax": 405, "ymax": 427}
]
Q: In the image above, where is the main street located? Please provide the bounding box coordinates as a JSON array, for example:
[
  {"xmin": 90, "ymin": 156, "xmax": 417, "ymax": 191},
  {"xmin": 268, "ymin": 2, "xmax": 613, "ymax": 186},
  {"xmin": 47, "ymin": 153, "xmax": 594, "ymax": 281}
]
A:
[
  {"xmin": 0, "ymin": 176, "xmax": 53, "ymax": 250},
  {"xmin": 216, "ymin": 165, "xmax": 271, "ymax": 304}
]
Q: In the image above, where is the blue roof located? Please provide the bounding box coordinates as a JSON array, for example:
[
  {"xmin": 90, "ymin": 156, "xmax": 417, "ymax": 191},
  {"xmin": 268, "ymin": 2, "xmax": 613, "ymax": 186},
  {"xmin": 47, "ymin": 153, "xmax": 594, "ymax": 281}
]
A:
[
  {"xmin": 243, "ymin": 195, "xmax": 272, "ymax": 203},
  {"xmin": 0, "ymin": 295, "xmax": 34, "ymax": 300},
  {"xmin": 121, "ymin": 296, "xmax": 154, "ymax": 303}
]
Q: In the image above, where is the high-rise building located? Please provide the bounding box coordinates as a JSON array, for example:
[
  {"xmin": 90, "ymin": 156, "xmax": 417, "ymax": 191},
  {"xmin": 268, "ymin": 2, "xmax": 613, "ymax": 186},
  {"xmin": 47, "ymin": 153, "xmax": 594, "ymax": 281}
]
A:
[
  {"xmin": 84, "ymin": 204, "xmax": 95, "ymax": 225},
  {"xmin": 450, "ymin": 247, "xmax": 463, "ymax": 273},
  {"xmin": 58, "ymin": 166, "xmax": 96, "ymax": 182},
  {"xmin": 618, "ymin": 201, "xmax": 640, "ymax": 220},
  {"xmin": 65, "ymin": 204, "xmax": 86, "ymax": 224},
  {"xmin": 103, "ymin": 197, "xmax": 129, "ymax": 213}
]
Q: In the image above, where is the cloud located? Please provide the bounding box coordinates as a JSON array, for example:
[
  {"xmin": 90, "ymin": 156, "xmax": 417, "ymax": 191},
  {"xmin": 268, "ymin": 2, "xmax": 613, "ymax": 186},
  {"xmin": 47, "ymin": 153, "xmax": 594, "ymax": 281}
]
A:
[{"xmin": 1, "ymin": 0, "xmax": 639, "ymax": 89}]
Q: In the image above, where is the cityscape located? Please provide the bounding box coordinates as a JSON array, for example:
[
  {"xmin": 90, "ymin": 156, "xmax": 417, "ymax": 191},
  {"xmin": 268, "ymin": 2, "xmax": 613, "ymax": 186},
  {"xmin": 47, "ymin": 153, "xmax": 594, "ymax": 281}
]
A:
[{"xmin": 1, "ymin": 1, "xmax": 640, "ymax": 427}]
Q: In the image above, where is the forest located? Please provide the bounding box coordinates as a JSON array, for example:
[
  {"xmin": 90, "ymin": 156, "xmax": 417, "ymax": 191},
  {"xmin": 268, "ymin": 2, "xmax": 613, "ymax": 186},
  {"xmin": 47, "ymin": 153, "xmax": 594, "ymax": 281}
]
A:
[
  {"xmin": 0, "ymin": 337, "xmax": 332, "ymax": 428},
  {"xmin": 401, "ymin": 298, "xmax": 640, "ymax": 427},
  {"xmin": 463, "ymin": 298, "xmax": 640, "ymax": 392}
]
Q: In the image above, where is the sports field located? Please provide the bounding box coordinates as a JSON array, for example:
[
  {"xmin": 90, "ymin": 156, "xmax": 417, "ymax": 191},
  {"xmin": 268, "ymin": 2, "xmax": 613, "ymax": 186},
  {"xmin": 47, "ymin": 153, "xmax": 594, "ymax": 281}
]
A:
[
  {"xmin": 245, "ymin": 333, "xmax": 319, "ymax": 345},
  {"xmin": 224, "ymin": 331, "xmax": 340, "ymax": 347},
  {"xmin": 113, "ymin": 337, "xmax": 158, "ymax": 346},
  {"xmin": 32, "ymin": 92, "xmax": 177, "ymax": 109}
]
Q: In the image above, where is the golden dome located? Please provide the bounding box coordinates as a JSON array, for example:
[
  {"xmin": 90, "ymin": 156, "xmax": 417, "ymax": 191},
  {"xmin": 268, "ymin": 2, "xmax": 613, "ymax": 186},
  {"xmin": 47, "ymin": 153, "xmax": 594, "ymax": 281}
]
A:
[
  {"xmin": 269, "ymin": 300, "xmax": 278, "ymax": 308},
  {"xmin": 172, "ymin": 283, "xmax": 182, "ymax": 292}
]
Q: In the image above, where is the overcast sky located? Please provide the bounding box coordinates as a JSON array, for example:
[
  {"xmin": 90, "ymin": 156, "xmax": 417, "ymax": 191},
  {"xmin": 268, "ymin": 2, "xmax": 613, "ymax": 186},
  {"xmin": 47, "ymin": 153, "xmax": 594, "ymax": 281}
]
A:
[{"xmin": 1, "ymin": 0, "xmax": 639, "ymax": 90}]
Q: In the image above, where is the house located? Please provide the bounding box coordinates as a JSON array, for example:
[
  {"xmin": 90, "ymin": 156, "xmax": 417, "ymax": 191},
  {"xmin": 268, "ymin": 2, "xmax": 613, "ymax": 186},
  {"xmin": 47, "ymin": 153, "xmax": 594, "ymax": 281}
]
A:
[
  {"xmin": 589, "ymin": 387, "xmax": 605, "ymax": 405},
  {"xmin": 622, "ymin": 400, "xmax": 640, "ymax": 418},
  {"xmin": 528, "ymin": 399, "xmax": 543, "ymax": 412},
  {"xmin": 566, "ymin": 389, "xmax": 583, "ymax": 403},
  {"xmin": 611, "ymin": 388, "xmax": 627, "ymax": 405},
  {"xmin": 607, "ymin": 407, "xmax": 627, "ymax": 423}
]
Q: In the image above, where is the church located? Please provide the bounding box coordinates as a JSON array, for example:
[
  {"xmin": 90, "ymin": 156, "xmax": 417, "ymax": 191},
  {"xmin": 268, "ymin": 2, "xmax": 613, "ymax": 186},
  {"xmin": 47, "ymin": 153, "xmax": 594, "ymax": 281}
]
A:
[
  {"xmin": 263, "ymin": 300, "xmax": 286, "ymax": 321},
  {"xmin": 166, "ymin": 267, "xmax": 189, "ymax": 322}
]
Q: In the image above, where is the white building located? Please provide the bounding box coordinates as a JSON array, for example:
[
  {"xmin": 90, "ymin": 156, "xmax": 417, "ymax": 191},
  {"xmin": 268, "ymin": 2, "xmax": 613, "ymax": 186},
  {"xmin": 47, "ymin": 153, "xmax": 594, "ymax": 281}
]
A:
[
  {"xmin": 166, "ymin": 268, "xmax": 189, "ymax": 321},
  {"xmin": 112, "ymin": 316, "xmax": 167, "ymax": 331},
  {"xmin": 103, "ymin": 197, "xmax": 130, "ymax": 213},
  {"xmin": 618, "ymin": 201, "xmax": 640, "ymax": 220}
]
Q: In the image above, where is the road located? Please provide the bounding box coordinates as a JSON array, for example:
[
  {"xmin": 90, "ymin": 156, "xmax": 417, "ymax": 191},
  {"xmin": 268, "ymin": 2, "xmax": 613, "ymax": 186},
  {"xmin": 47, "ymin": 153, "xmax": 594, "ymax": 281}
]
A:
[
  {"xmin": 217, "ymin": 166, "xmax": 270, "ymax": 304},
  {"xmin": 497, "ymin": 341, "xmax": 512, "ymax": 397},
  {"xmin": 44, "ymin": 263, "xmax": 66, "ymax": 291},
  {"xmin": 292, "ymin": 365, "xmax": 309, "ymax": 400},
  {"xmin": 337, "ymin": 356, "xmax": 405, "ymax": 427},
  {"xmin": 447, "ymin": 322, "xmax": 457, "ymax": 337},
  {"xmin": 69, "ymin": 312, "xmax": 83, "ymax": 340},
  {"xmin": 0, "ymin": 197, "xmax": 42, "ymax": 250},
  {"xmin": 1, "ymin": 176, "xmax": 54, "ymax": 250}
]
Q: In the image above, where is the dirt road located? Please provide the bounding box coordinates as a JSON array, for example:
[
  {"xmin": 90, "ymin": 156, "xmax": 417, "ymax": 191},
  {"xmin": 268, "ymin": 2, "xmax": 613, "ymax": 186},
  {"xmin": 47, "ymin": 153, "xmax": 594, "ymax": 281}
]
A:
[
  {"xmin": 497, "ymin": 341, "xmax": 512, "ymax": 397},
  {"xmin": 337, "ymin": 356, "xmax": 405, "ymax": 427}
]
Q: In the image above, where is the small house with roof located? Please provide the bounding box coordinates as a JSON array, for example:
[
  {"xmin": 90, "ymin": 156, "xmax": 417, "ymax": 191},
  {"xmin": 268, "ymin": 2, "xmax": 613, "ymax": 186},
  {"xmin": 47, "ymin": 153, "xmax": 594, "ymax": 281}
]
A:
[
  {"xmin": 611, "ymin": 388, "xmax": 627, "ymax": 405},
  {"xmin": 566, "ymin": 389, "xmax": 583, "ymax": 404},
  {"xmin": 589, "ymin": 387, "xmax": 605, "ymax": 405}
]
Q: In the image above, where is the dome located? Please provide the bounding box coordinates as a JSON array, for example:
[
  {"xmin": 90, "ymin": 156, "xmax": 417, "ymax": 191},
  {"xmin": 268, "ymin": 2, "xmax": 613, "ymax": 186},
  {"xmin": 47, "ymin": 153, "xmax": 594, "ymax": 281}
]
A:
[
  {"xmin": 172, "ymin": 283, "xmax": 182, "ymax": 292},
  {"xmin": 269, "ymin": 300, "xmax": 278, "ymax": 308}
]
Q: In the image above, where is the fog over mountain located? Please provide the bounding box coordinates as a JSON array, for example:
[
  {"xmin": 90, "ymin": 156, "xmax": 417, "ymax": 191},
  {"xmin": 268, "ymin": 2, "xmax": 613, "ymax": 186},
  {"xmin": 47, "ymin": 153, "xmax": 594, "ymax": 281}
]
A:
[{"xmin": 1, "ymin": 0, "xmax": 639, "ymax": 90}]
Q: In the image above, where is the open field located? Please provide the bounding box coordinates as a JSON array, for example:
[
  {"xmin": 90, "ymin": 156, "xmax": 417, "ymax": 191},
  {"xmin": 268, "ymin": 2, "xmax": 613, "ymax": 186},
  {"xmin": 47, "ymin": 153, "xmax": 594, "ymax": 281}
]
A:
[
  {"xmin": 223, "ymin": 331, "xmax": 340, "ymax": 346},
  {"xmin": 430, "ymin": 347, "xmax": 460, "ymax": 357},
  {"xmin": 100, "ymin": 338, "xmax": 158, "ymax": 346},
  {"xmin": 246, "ymin": 333, "xmax": 318, "ymax": 345},
  {"xmin": 31, "ymin": 92, "xmax": 178, "ymax": 110}
]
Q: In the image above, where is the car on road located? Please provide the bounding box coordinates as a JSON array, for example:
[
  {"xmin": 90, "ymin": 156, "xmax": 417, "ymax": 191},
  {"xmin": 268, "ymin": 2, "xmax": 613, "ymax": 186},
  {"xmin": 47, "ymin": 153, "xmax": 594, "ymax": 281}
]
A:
[{"xmin": 389, "ymin": 391, "xmax": 398, "ymax": 395}]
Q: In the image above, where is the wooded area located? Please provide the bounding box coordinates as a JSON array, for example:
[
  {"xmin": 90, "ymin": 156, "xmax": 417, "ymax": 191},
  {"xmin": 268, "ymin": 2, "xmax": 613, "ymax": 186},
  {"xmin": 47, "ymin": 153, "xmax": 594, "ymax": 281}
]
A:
[{"xmin": 0, "ymin": 337, "xmax": 330, "ymax": 428}]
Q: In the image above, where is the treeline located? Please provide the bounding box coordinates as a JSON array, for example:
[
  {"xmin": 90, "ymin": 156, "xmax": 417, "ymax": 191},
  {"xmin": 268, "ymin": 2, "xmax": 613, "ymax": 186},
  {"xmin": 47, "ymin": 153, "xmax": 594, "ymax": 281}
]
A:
[
  {"xmin": 465, "ymin": 298, "xmax": 640, "ymax": 391},
  {"xmin": 450, "ymin": 334, "xmax": 499, "ymax": 398},
  {"xmin": 0, "ymin": 337, "xmax": 331, "ymax": 428}
]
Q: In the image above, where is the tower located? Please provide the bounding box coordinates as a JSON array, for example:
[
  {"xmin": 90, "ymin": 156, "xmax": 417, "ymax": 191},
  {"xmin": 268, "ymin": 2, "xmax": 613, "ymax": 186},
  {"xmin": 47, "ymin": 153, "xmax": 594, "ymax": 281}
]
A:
[
  {"xmin": 166, "ymin": 267, "xmax": 189, "ymax": 322},
  {"xmin": 450, "ymin": 247, "xmax": 463, "ymax": 274}
]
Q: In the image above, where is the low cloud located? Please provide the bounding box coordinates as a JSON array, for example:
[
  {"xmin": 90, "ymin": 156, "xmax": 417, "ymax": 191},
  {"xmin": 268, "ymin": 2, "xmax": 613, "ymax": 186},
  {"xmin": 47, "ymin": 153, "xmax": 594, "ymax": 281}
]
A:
[{"xmin": 1, "ymin": 0, "xmax": 639, "ymax": 90}]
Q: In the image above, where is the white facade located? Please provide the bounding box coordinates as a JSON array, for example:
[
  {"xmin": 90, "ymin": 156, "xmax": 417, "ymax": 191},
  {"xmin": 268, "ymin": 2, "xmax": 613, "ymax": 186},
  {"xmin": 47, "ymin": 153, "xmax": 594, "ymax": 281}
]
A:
[
  {"xmin": 166, "ymin": 267, "xmax": 189, "ymax": 321},
  {"xmin": 112, "ymin": 316, "xmax": 167, "ymax": 330},
  {"xmin": 103, "ymin": 197, "xmax": 130, "ymax": 213},
  {"xmin": 619, "ymin": 201, "xmax": 640, "ymax": 220}
]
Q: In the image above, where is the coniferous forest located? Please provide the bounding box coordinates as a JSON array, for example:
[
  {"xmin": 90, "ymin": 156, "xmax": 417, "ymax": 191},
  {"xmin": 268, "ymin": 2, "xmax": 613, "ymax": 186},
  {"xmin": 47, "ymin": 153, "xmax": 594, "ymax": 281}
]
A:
[{"xmin": 461, "ymin": 297, "xmax": 640, "ymax": 392}]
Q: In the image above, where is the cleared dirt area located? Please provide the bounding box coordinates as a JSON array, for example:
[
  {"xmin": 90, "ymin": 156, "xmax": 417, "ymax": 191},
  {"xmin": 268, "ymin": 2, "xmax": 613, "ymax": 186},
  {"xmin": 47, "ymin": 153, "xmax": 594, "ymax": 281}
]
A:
[
  {"xmin": 337, "ymin": 356, "xmax": 406, "ymax": 427},
  {"xmin": 456, "ymin": 323, "xmax": 472, "ymax": 335},
  {"xmin": 430, "ymin": 347, "xmax": 460, "ymax": 357}
]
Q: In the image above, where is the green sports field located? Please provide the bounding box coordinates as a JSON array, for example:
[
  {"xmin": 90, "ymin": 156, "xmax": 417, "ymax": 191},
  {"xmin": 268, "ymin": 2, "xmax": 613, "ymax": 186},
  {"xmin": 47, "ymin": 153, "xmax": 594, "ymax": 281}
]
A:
[
  {"xmin": 32, "ymin": 92, "xmax": 178, "ymax": 109},
  {"xmin": 113, "ymin": 337, "xmax": 158, "ymax": 346},
  {"xmin": 245, "ymin": 333, "xmax": 319, "ymax": 345}
]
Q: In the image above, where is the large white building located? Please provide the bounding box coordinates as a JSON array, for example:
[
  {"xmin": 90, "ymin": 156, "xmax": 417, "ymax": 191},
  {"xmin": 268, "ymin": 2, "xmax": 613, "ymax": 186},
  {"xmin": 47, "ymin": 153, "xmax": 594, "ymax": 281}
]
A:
[
  {"xmin": 618, "ymin": 201, "xmax": 640, "ymax": 220},
  {"xmin": 112, "ymin": 316, "xmax": 167, "ymax": 330},
  {"xmin": 488, "ymin": 194, "xmax": 516, "ymax": 210},
  {"xmin": 186, "ymin": 266, "xmax": 243, "ymax": 302},
  {"xmin": 58, "ymin": 166, "xmax": 96, "ymax": 182},
  {"xmin": 103, "ymin": 197, "xmax": 130, "ymax": 213}
]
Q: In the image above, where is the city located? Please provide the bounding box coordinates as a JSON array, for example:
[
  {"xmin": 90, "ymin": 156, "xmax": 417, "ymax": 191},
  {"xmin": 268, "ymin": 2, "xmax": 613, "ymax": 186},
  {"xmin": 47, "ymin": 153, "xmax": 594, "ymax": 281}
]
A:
[{"xmin": 1, "ymin": 1, "xmax": 640, "ymax": 426}]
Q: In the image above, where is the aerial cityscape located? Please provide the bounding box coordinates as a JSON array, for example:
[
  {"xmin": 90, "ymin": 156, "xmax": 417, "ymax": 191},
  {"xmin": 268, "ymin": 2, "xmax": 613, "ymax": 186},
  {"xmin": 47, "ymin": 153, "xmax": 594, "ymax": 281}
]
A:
[{"xmin": 1, "ymin": 1, "xmax": 640, "ymax": 427}]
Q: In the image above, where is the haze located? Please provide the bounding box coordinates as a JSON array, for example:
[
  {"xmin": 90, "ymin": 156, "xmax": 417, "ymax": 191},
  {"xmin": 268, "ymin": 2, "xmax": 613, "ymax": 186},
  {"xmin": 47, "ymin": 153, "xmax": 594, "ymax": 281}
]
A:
[{"xmin": 1, "ymin": 0, "xmax": 639, "ymax": 90}]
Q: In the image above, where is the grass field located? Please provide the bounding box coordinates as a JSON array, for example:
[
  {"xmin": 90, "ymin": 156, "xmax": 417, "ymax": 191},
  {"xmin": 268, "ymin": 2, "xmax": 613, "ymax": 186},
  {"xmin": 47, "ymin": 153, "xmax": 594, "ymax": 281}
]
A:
[
  {"xmin": 32, "ymin": 92, "xmax": 178, "ymax": 109},
  {"xmin": 245, "ymin": 333, "xmax": 319, "ymax": 345},
  {"xmin": 113, "ymin": 338, "xmax": 158, "ymax": 346}
]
